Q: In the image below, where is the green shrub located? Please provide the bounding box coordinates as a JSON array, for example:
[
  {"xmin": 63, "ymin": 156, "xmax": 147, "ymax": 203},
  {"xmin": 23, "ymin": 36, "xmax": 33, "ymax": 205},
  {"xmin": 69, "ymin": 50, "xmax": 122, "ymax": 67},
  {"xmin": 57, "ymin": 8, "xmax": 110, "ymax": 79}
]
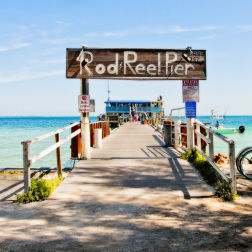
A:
[
  {"xmin": 181, "ymin": 149, "xmax": 236, "ymax": 201},
  {"xmin": 16, "ymin": 176, "xmax": 63, "ymax": 203},
  {"xmin": 215, "ymin": 181, "xmax": 237, "ymax": 201}
]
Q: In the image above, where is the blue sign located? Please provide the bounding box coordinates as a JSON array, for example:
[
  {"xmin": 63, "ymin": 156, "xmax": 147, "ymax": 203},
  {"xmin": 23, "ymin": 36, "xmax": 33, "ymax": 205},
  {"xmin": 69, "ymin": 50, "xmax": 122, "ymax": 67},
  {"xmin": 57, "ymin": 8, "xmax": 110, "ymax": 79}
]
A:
[{"xmin": 185, "ymin": 101, "xmax": 196, "ymax": 118}]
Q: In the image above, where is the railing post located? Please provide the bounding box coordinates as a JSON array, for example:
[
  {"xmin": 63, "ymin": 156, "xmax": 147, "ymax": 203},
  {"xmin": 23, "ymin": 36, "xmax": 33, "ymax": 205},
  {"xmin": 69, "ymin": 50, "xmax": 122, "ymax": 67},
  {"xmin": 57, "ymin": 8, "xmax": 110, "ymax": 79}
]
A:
[
  {"xmin": 170, "ymin": 113, "xmax": 173, "ymax": 145},
  {"xmin": 55, "ymin": 133, "xmax": 62, "ymax": 177},
  {"xmin": 209, "ymin": 131, "xmax": 214, "ymax": 162},
  {"xmin": 196, "ymin": 122, "xmax": 201, "ymax": 151},
  {"xmin": 23, "ymin": 142, "xmax": 31, "ymax": 193},
  {"xmin": 229, "ymin": 142, "xmax": 237, "ymax": 193},
  {"xmin": 187, "ymin": 118, "xmax": 194, "ymax": 149},
  {"xmin": 174, "ymin": 121, "xmax": 181, "ymax": 148}
]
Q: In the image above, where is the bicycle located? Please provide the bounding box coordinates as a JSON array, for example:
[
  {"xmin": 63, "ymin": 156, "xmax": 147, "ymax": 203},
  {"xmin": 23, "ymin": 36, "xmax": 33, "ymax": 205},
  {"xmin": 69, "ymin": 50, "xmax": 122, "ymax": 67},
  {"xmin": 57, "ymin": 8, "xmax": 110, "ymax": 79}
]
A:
[{"xmin": 236, "ymin": 147, "xmax": 252, "ymax": 179}]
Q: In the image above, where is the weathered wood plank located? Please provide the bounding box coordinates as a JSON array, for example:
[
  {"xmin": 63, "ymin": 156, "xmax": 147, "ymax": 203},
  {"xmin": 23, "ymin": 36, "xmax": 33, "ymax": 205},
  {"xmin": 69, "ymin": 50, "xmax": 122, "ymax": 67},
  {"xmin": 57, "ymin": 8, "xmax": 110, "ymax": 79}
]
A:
[{"xmin": 66, "ymin": 48, "xmax": 207, "ymax": 80}]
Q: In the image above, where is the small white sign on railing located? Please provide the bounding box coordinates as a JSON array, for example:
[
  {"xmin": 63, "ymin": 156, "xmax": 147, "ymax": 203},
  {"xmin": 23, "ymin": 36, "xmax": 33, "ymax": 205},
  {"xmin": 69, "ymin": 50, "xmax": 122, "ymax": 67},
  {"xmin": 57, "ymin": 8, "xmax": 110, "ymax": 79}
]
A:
[{"xmin": 78, "ymin": 95, "xmax": 90, "ymax": 112}]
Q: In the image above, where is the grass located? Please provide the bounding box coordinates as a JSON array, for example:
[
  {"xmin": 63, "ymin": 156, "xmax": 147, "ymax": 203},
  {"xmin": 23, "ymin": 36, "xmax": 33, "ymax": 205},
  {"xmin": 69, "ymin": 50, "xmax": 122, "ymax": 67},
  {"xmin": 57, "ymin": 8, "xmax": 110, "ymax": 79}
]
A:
[
  {"xmin": 15, "ymin": 176, "xmax": 63, "ymax": 203},
  {"xmin": 181, "ymin": 149, "xmax": 237, "ymax": 201},
  {"xmin": 0, "ymin": 170, "xmax": 23, "ymax": 175}
]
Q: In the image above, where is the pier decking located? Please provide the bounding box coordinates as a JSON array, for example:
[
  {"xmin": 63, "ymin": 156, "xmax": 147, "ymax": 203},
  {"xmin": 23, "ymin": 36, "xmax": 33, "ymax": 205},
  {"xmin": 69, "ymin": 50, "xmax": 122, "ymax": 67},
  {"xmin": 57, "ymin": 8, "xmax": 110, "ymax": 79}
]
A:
[
  {"xmin": 1, "ymin": 122, "xmax": 252, "ymax": 251},
  {"xmin": 52, "ymin": 122, "xmax": 213, "ymax": 202}
]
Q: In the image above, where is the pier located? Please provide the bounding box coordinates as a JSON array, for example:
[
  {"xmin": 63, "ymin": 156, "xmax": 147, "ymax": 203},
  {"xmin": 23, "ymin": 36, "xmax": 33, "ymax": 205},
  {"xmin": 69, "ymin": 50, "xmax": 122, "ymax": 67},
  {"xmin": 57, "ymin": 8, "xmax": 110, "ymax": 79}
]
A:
[
  {"xmin": 1, "ymin": 122, "xmax": 252, "ymax": 251},
  {"xmin": 52, "ymin": 122, "xmax": 213, "ymax": 201}
]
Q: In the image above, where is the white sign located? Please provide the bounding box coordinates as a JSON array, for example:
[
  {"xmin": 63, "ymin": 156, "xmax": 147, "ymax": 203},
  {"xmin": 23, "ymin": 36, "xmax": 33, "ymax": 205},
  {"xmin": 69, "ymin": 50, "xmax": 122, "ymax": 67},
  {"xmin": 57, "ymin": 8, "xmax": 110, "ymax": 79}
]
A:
[
  {"xmin": 78, "ymin": 95, "xmax": 90, "ymax": 112},
  {"xmin": 182, "ymin": 80, "xmax": 199, "ymax": 102}
]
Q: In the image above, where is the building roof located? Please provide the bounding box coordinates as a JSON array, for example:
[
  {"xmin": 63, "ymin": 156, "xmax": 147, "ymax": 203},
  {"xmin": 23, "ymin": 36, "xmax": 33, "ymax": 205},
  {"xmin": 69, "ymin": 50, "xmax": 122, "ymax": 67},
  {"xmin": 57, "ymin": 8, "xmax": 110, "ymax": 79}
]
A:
[{"xmin": 104, "ymin": 100, "xmax": 151, "ymax": 104}]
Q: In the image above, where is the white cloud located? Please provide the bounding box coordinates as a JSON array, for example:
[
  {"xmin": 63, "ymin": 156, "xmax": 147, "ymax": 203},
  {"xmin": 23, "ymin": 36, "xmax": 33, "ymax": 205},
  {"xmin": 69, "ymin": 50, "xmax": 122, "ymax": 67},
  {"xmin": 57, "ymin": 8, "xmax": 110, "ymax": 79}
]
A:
[
  {"xmin": 0, "ymin": 42, "xmax": 31, "ymax": 52},
  {"xmin": 0, "ymin": 69, "xmax": 64, "ymax": 83},
  {"xmin": 85, "ymin": 31, "xmax": 128, "ymax": 38},
  {"xmin": 200, "ymin": 35, "xmax": 216, "ymax": 40},
  {"xmin": 103, "ymin": 31, "xmax": 127, "ymax": 37},
  {"xmin": 235, "ymin": 25, "xmax": 252, "ymax": 32},
  {"xmin": 169, "ymin": 25, "xmax": 217, "ymax": 33}
]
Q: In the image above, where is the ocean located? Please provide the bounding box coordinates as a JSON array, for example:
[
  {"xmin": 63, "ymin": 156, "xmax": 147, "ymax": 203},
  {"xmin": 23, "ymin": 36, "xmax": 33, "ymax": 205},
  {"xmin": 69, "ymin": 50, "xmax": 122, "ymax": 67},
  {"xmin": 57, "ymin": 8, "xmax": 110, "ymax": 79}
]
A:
[
  {"xmin": 0, "ymin": 116, "xmax": 251, "ymax": 169},
  {"xmin": 0, "ymin": 116, "xmax": 97, "ymax": 169}
]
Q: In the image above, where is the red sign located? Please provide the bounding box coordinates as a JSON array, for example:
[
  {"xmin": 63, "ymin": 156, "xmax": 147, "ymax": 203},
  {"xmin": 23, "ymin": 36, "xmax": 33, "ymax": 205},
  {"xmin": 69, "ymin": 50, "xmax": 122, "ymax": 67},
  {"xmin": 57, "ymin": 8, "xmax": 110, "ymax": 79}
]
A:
[{"xmin": 182, "ymin": 80, "xmax": 199, "ymax": 102}]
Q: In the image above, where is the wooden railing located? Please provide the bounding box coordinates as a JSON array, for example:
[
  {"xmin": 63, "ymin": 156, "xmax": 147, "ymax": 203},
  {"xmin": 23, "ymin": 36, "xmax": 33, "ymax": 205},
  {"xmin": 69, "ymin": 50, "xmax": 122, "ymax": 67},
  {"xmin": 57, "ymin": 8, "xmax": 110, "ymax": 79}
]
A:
[
  {"xmin": 21, "ymin": 122, "xmax": 81, "ymax": 193},
  {"xmin": 194, "ymin": 120, "xmax": 236, "ymax": 193},
  {"xmin": 90, "ymin": 121, "xmax": 110, "ymax": 146},
  {"xmin": 163, "ymin": 116, "xmax": 237, "ymax": 193},
  {"xmin": 21, "ymin": 121, "xmax": 110, "ymax": 193},
  {"xmin": 71, "ymin": 121, "xmax": 110, "ymax": 158}
]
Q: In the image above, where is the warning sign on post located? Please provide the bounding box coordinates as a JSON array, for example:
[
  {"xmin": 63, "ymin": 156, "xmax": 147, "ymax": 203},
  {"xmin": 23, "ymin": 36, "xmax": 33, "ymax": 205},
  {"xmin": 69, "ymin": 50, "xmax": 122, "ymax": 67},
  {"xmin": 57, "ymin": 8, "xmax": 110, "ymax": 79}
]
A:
[
  {"xmin": 182, "ymin": 80, "xmax": 199, "ymax": 102},
  {"xmin": 78, "ymin": 95, "xmax": 90, "ymax": 112}
]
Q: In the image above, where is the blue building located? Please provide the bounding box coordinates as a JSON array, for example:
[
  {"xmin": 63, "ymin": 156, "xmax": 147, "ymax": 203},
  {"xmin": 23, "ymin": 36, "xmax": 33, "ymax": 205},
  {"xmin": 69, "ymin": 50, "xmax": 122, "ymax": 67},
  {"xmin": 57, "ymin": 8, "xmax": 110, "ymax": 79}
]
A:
[{"xmin": 105, "ymin": 99, "xmax": 164, "ymax": 120}]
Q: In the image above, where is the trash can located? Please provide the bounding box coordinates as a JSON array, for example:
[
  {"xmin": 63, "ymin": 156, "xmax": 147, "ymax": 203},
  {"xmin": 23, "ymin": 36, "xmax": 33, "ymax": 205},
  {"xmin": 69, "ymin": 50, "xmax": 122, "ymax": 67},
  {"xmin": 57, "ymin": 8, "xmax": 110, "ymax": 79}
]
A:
[{"xmin": 163, "ymin": 124, "xmax": 172, "ymax": 147}]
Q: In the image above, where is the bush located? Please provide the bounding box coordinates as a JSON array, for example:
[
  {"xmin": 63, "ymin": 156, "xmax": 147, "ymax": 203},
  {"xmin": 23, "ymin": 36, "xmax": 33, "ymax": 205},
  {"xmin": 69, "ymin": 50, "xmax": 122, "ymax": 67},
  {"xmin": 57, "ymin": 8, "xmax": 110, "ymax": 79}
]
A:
[
  {"xmin": 16, "ymin": 176, "xmax": 63, "ymax": 203},
  {"xmin": 181, "ymin": 149, "xmax": 236, "ymax": 201}
]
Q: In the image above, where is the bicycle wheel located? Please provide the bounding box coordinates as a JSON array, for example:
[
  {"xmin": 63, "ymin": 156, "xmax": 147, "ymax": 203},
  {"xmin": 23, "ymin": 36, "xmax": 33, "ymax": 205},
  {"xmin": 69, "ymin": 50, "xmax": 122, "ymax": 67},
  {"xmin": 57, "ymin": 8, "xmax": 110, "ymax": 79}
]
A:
[
  {"xmin": 236, "ymin": 147, "xmax": 252, "ymax": 179},
  {"xmin": 236, "ymin": 147, "xmax": 252, "ymax": 174}
]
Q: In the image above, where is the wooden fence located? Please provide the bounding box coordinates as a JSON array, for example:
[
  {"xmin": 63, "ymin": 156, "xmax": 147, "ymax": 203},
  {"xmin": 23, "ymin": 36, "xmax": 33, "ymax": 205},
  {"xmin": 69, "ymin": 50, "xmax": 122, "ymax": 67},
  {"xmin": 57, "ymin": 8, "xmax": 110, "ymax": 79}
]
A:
[
  {"xmin": 22, "ymin": 121, "xmax": 110, "ymax": 193},
  {"xmin": 71, "ymin": 121, "xmax": 110, "ymax": 158},
  {"xmin": 163, "ymin": 119, "xmax": 237, "ymax": 193},
  {"xmin": 194, "ymin": 120, "xmax": 236, "ymax": 193}
]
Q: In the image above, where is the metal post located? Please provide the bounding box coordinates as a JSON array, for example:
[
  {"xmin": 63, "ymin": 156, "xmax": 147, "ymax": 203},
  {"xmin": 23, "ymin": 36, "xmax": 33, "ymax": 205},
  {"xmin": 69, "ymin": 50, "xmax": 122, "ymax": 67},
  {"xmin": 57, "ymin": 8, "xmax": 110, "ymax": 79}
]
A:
[
  {"xmin": 229, "ymin": 142, "xmax": 237, "ymax": 193},
  {"xmin": 209, "ymin": 131, "xmax": 214, "ymax": 162},
  {"xmin": 187, "ymin": 118, "xmax": 194, "ymax": 149},
  {"xmin": 80, "ymin": 78, "xmax": 91, "ymax": 159},
  {"xmin": 23, "ymin": 142, "xmax": 31, "ymax": 193}
]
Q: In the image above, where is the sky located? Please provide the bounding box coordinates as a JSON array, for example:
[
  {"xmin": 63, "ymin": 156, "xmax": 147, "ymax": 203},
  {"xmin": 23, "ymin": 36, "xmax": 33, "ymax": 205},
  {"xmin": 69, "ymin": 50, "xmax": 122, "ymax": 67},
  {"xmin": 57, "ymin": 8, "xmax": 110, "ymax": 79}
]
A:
[{"xmin": 1, "ymin": 0, "xmax": 252, "ymax": 116}]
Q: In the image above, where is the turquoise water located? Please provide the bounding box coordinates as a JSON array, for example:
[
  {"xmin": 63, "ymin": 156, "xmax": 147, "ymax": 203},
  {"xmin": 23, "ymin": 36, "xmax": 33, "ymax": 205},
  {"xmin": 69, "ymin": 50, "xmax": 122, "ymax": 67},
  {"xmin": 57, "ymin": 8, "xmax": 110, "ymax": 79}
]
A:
[
  {"xmin": 0, "ymin": 116, "xmax": 251, "ymax": 169},
  {"xmin": 0, "ymin": 117, "xmax": 97, "ymax": 169},
  {"xmin": 198, "ymin": 116, "xmax": 252, "ymax": 156}
]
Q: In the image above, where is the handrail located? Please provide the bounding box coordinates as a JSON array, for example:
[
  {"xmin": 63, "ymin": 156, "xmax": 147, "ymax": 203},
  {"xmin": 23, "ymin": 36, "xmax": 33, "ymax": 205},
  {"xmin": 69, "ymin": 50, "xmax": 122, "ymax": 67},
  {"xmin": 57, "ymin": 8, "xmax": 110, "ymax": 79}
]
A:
[
  {"xmin": 169, "ymin": 107, "xmax": 185, "ymax": 147},
  {"xmin": 22, "ymin": 121, "xmax": 81, "ymax": 193},
  {"xmin": 164, "ymin": 116, "xmax": 237, "ymax": 193},
  {"xmin": 22, "ymin": 122, "xmax": 80, "ymax": 145},
  {"xmin": 195, "ymin": 120, "xmax": 234, "ymax": 144},
  {"xmin": 30, "ymin": 129, "xmax": 81, "ymax": 165},
  {"xmin": 194, "ymin": 120, "xmax": 237, "ymax": 193}
]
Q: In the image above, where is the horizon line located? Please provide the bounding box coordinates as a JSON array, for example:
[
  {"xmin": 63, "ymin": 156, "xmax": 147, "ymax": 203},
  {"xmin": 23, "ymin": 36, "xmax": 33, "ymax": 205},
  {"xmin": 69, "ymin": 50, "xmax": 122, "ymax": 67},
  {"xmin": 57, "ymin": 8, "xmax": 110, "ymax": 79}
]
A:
[{"xmin": 1, "ymin": 114, "xmax": 252, "ymax": 117}]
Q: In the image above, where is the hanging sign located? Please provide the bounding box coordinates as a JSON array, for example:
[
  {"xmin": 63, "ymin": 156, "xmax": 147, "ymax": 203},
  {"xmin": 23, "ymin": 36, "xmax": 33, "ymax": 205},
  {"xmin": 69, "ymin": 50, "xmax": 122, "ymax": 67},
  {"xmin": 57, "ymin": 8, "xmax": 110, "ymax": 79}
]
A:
[
  {"xmin": 66, "ymin": 48, "xmax": 206, "ymax": 80},
  {"xmin": 185, "ymin": 101, "xmax": 196, "ymax": 118},
  {"xmin": 182, "ymin": 80, "xmax": 199, "ymax": 102},
  {"xmin": 78, "ymin": 95, "xmax": 90, "ymax": 112}
]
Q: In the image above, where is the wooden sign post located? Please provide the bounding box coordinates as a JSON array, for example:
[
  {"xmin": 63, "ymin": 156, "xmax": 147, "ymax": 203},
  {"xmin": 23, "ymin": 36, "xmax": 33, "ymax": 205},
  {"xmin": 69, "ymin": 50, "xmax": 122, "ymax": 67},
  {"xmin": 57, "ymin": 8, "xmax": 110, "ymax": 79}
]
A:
[{"xmin": 66, "ymin": 46, "xmax": 207, "ymax": 157}]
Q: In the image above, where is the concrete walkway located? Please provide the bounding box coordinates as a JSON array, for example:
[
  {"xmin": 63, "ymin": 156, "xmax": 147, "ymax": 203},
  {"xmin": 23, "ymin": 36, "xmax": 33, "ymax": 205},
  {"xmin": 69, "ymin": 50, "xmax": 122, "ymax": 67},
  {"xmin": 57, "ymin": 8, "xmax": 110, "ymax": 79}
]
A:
[{"xmin": 0, "ymin": 122, "xmax": 252, "ymax": 251}]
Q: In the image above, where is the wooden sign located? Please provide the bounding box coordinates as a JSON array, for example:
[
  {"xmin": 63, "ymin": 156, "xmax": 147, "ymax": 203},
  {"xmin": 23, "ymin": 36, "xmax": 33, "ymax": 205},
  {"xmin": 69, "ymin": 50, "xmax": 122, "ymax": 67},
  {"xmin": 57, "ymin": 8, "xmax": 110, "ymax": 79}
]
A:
[
  {"xmin": 182, "ymin": 80, "xmax": 199, "ymax": 102},
  {"xmin": 66, "ymin": 48, "xmax": 206, "ymax": 80}
]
